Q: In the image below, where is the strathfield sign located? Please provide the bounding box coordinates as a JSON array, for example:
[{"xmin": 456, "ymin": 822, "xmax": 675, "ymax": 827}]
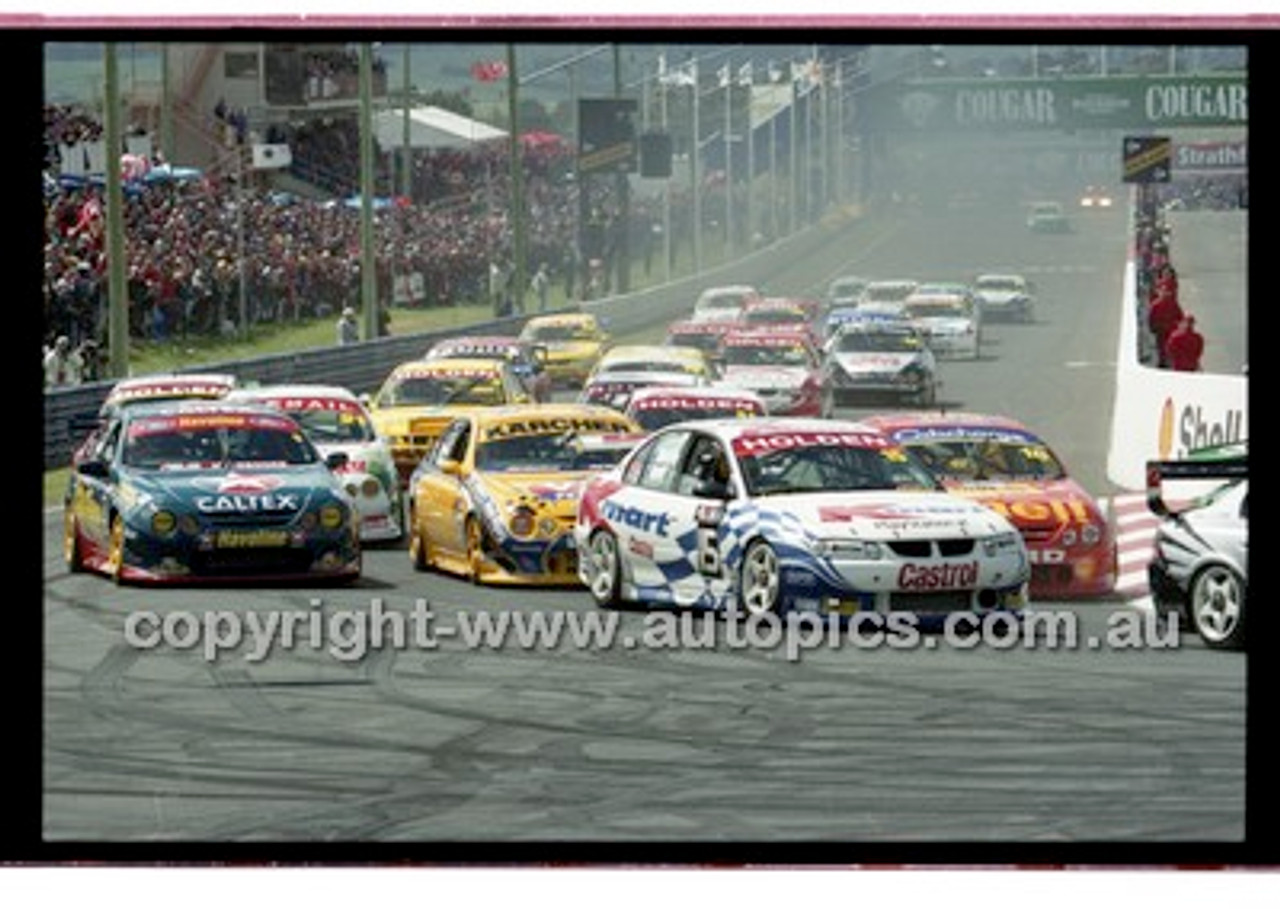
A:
[{"xmin": 865, "ymin": 75, "xmax": 1247, "ymax": 132}]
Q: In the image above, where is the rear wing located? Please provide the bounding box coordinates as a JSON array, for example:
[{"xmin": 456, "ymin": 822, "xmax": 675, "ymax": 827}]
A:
[{"xmin": 1145, "ymin": 455, "xmax": 1248, "ymax": 517}]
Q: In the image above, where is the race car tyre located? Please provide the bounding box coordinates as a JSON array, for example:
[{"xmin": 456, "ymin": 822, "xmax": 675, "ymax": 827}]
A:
[
  {"xmin": 105, "ymin": 513, "xmax": 126, "ymax": 585},
  {"xmin": 464, "ymin": 515, "xmax": 486, "ymax": 585},
  {"xmin": 63, "ymin": 511, "xmax": 84, "ymax": 573},
  {"xmin": 739, "ymin": 539, "xmax": 782, "ymax": 616},
  {"xmin": 407, "ymin": 502, "xmax": 429, "ymax": 571},
  {"xmin": 820, "ymin": 389, "xmax": 835, "ymax": 419},
  {"xmin": 585, "ymin": 529, "xmax": 623, "ymax": 609},
  {"xmin": 1189, "ymin": 563, "xmax": 1246, "ymax": 650},
  {"xmin": 915, "ymin": 382, "xmax": 937, "ymax": 407}
]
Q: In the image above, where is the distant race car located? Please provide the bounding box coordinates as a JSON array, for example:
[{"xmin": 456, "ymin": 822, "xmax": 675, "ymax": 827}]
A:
[
  {"xmin": 902, "ymin": 290, "xmax": 981, "ymax": 360},
  {"xmin": 518, "ymin": 312, "xmax": 611, "ymax": 388},
  {"xmin": 228, "ymin": 384, "xmax": 405, "ymax": 542},
  {"xmin": 588, "ymin": 343, "xmax": 718, "ymax": 384},
  {"xmin": 824, "ymin": 316, "xmax": 939, "ymax": 407},
  {"xmin": 424, "ymin": 334, "xmax": 552, "ymax": 403},
  {"xmin": 1078, "ymin": 185, "xmax": 1115, "ymax": 209},
  {"xmin": 575, "ymin": 417, "xmax": 1030, "ymax": 622},
  {"xmin": 862, "ymin": 411, "xmax": 1117, "ymax": 599},
  {"xmin": 664, "ymin": 319, "xmax": 736, "ymax": 358},
  {"xmin": 368, "ymin": 356, "xmax": 531, "ymax": 487},
  {"xmin": 825, "ymin": 275, "xmax": 870, "ymax": 312},
  {"xmin": 72, "ymin": 372, "xmax": 239, "ymax": 465},
  {"xmin": 63, "ymin": 399, "xmax": 361, "ymax": 584},
  {"xmin": 579, "ymin": 369, "xmax": 706, "ymax": 412},
  {"xmin": 1146, "ymin": 443, "xmax": 1248, "ymax": 650},
  {"xmin": 717, "ymin": 328, "xmax": 831, "ymax": 417},
  {"xmin": 972, "ymin": 273, "xmax": 1036, "ymax": 323},
  {"xmin": 689, "ymin": 284, "xmax": 763, "ymax": 324},
  {"xmin": 623, "ymin": 384, "xmax": 767, "ymax": 432},
  {"xmin": 407, "ymin": 403, "xmax": 643, "ymax": 586},
  {"xmin": 737, "ymin": 297, "xmax": 822, "ymax": 347},
  {"xmin": 1027, "ymin": 201, "xmax": 1070, "ymax": 233},
  {"xmin": 858, "ymin": 280, "xmax": 919, "ymax": 312}
]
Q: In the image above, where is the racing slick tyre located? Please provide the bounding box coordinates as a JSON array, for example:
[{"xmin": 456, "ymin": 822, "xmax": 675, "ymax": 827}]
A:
[
  {"xmin": 105, "ymin": 513, "xmax": 126, "ymax": 586},
  {"xmin": 739, "ymin": 539, "xmax": 782, "ymax": 616},
  {"xmin": 915, "ymin": 382, "xmax": 937, "ymax": 408},
  {"xmin": 63, "ymin": 511, "xmax": 84, "ymax": 573},
  {"xmin": 819, "ymin": 389, "xmax": 835, "ymax": 419},
  {"xmin": 585, "ymin": 529, "xmax": 624, "ymax": 609},
  {"xmin": 1188, "ymin": 564, "xmax": 1246, "ymax": 650},
  {"xmin": 407, "ymin": 502, "xmax": 429, "ymax": 572},
  {"xmin": 464, "ymin": 515, "xmax": 487, "ymax": 585}
]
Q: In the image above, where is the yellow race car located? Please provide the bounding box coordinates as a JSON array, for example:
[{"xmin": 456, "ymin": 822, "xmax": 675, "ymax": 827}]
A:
[
  {"xmin": 586, "ymin": 343, "xmax": 719, "ymax": 384},
  {"xmin": 367, "ymin": 356, "xmax": 531, "ymax": 488},
  {"xmin": 518, "ymin": 312, "xmax": 610, "ymax": 388},
  {"xmin": 407, "ymin": 403, "xmax": 644, "ymax": 585}
]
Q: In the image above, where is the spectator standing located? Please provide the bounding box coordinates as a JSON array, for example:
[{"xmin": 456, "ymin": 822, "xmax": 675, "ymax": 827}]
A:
[
  {"xmin": 336, "ymin": 307, "xmax": 359, "ymax": 345},
  {"xmin": 1147, "ymin": 284, "xmax": 1183, "ymax": 368},
  {"xmin": 530, "ymin": 262, "xmax": 550, "ymax": 312},
  {"xmin": 43, "ymin": 335, "xmax": 82, "ymax": 388},
  {"xmin": 1166, "ymin": 314, "xmax": 1205, "ymax": 372}
]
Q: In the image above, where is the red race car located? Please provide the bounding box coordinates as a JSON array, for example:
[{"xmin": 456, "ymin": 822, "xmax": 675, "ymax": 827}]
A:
[
  {"xmin": 717, "ymin": 327, "xmax": 831, "ymax": 418},
  {"xmin": 862, "ymin": 411, "xmax": 1117, "ymax": 599}
]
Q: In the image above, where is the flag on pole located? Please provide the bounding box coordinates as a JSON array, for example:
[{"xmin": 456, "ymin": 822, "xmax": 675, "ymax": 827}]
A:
[
  {"xmin": 471, "ymin": 60, "xmax": 509, "ymax": 82},
  {"xmin": 738, "ymin": 61, "xmax": 754, "ymax": 86},
  {"xmin": 251, "ymin": 143, "xmax": 293, "ymax": 170},
  {"xmin": 717, "ymin": 64, "xmax": 731, "ymax": 88},
  {"xmin": 767, "ymin": 60, "xmax": 783, "ymax": 83},
  {"xmin": 658, "ymin": 57, "xmax": 696, "ymax": 87}
]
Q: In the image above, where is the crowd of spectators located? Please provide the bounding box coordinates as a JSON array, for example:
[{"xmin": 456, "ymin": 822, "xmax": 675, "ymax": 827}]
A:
[{"xmin": 42, "ymin": 103, "xmax": 698, "ymax": 389}]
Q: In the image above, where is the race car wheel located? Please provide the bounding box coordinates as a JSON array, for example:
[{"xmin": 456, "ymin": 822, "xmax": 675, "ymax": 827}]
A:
[
  {"xmin": 916, "ymin": 382, "xmax": 937, "ymax": 407},
  {"xmin": 1189, "ymin": 563, "xmax": 1246, "ymax": 650},
  {"xmin": 739, "ymin": 539, "xmax": 781, "ymax": 616},
  {"xmin": 820, "ymin": 389, "xmax": 834, "ymax": 419},
  {"xmin": 105, "ymin": 513, "xmax": 126, "ymax": 585},
  {"xmin": 407, "ymin": 502, "xmax": 429, "ymax": 571},
  {"xmin": 464, "ymin": 515, "xmax": 487, "ymax": 585},
  {"xmin": 63, "ymin": 511, "xmax": 84, "ymax": 573},
  {"xmin": 585, "ymin": 529, "xmax": 623, "ymax": 609}
]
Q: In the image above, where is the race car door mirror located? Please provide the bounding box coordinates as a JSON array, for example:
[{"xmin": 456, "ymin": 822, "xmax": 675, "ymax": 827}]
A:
[
  {"xmin": 437, "ymin": 458, "xmax": 463, "ymax": 476},
  {"xmin": 692, "ymin": 478, "xmax": 735, "ymax": 500},
  {"xmin": 325, "ymin": 451, "xmax": 350, "ymax": 472},
  {"xmin": 77, "ymin": 459, "xmax": 110, "ymax": 480}
]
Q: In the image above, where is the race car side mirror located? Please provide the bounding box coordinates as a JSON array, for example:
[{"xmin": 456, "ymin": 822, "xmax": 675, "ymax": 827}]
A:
[
  {"xmin": 325, "ymin": 451, "xmax": 350, "ymax": 472},
  {"xmin": 76, "ymin": 459, "xmax": 110, "ymax": 480},
  {"xmin": 438, "ymin": 458, "xmax": 463, "ymax": 476}
]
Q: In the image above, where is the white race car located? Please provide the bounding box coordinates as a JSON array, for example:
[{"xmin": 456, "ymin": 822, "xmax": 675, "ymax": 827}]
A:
[
  {"xmin": 972, "ymin": 273, "xmax": 1036, "ymax": 323},
  {"xmin": 902, "ymin": 291, "xmax": 981, "ymax": 360},
  {"xmin": 228, "ymin": 384, "xmax": 405, "ymax": 542},
  {"xmin": 575, "ymin": 418, "xmax": 1030, "ymax": 622},
  {"xmin": 689, "ymin": 284, "xmax": 763, "ymax": 324},
  {"xmin": 824, "ymin": 315, "xmax": 939, "ymax": 407}
]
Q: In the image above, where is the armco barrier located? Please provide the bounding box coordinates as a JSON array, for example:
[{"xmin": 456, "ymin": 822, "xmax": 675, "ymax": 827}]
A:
[{"xmin": 44, "ymin": 217, "xmax": 856, "ymax": 471}]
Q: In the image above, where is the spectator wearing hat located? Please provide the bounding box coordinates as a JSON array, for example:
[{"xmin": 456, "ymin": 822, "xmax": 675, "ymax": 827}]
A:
[{"xmin": 1166, "ymin": 314, "xmax": 1205, "ymax": 372}]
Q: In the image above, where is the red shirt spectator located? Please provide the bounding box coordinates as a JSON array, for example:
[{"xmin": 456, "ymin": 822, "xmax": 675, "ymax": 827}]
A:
[
  {"xmin": 1147, "ymin": 287, "xmax": 1183, "ymax": 367},
  {"xmin": 1166, "ymin": 315, "xmax": 1204, "ymax": 372}
]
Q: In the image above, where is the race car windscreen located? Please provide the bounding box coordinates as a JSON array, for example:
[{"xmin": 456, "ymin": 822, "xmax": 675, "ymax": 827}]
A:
[
  {"xmin": 666, "ymin": 333, "xmax": 722, "ymax": 353},
  {"xmin": 736, "ymin": 441, "xmax": 938, "ymax": 496},
  {"xmin": 975, "ymin": 277, "xmax": 1024, "ymax": 293},
  {"xmin": 287, "ymin": 408, "xmax": 375, "ymax": 444},
  {"xmin": 122, "ymin": 425, "xmax": 318, "ymax": 470},
  {"xmin": 722, "ymin": 343, "xmax": 811, "ymax": 367},
  {"xmin": 836, "ymin": 329, "xmax": 922, "ymax": 353},
  {"xmin": 905, "ymin": 300, "xmax": 970, "ymax": 319},
  {"xmin": 475, "ymin": 432, "xmax": 606, "ymax": 472},
  {"xmin": 904, "ymin": 438, "xmax": 1067, "ymax": 481},
  {"xmin": 378, "ymin": 374, "xmax": 505, "ymax": 407},
  {"xmin": 524, "ymin": 324, "xmax": 595, "ymax": 342},
  {"xmin": 631, "ymin": 404, "xmax": 752, "ymax": 432}
]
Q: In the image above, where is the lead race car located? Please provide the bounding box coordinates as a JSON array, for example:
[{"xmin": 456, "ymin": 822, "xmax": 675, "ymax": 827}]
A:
[
  {"xmin": 576, "ymin": 417, "xmax": 1030, "ymax": 623},
  {"xmin": 63, "ymin": 399, "xmax": 361, "ymax": 584}
]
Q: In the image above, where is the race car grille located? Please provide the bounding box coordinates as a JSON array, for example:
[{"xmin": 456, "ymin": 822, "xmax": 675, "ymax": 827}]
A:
[
  {"xmin": 1031, "ymin": 564, "xmax": 1074, "ymax": 586},
  {"xmin": 190, "ymin": 548, "xmax": 314, "ymax": 575},
  {"xmin": 885, "ymin": 540, "xmax": 975, "ymax": 558},
  {"xmin": 201, "ymin": 512, "xmax": 298, "ymax": 528},
  {"xmin": 1020, "ymin": 527, "xmax": 1056, "ymax": 544},
  {"xmin": 889, "ymin": 591, "xmax": 972, "ymax": 614}
]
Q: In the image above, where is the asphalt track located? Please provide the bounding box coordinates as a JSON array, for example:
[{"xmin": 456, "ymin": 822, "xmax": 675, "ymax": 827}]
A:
[{"xmin": 42, "ymin": 197, "xmax": 1248, "ymax": 847}]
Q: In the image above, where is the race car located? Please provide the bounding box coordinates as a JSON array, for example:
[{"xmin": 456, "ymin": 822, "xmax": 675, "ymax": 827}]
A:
[
  {"xmin": 407, "ymin": 403, "xmax": 644, "ymax": 586},
  {"xmin": 689, "ymin": 284, "xmax": 763, "ymax": 324},
  {"xmin": 737, "ymin": 297, "xmax": 822, "ymax": 346},
  {"xmin": 423, "ymin": 334, "xmax": 552, "ymax": 403},
  {"xmin": 587, "ymin": 343, "xmax": 719, "ymax": 384},
  {"xmin": 1027, "ymin": 201, "xmax": 1071, "ymax": 233},
  {"xmin": 858, "ymin": 280, "xmax": 919, "ymax": 313},
  {"xmin": 902, "ymin": 290, "xmax": 981, "ymax": 360},
  {"xmin": 228, "ymin": 384, "xmax": 404, "ymax": 542},
  {"xmin": 71, "ymin": 372, "xmax": 239, "ymax": 465},
  {"xmin": 575, "ymin": 417, "xmax": 1030, "ymax": 622},
  {"xmin": 862, "ymin": 411, "xmax": 1116, "ymax": 599},
  {"xmin": 368, "ymin": 356, "xmax": 531, "ymax": 488},
  {"xmin": 972, "ymin": 273, "xmax": 1036, "ymax": 323},
  {"xmin": 518, "ymin": 312, "xmax": 611, "ymax": 388},
  {"xmin": 623, "ymin": 384, "xmax": 767, "ymax": 432},
  {"xmin": 824, "ymin": 315, "xmax": 939, "ymax": 407},
  {"xmin": 1078, "ymin": 185, "xmax": 1115, "ymax": 209},
  {"xmin": 664, "ymin": 319, "xmax": 736, "ymax": 357},
  {"xmin": 825, "ymin": 275, "xmax": 870, "ymax": 312},
  {"xmin": 716, "ymin": 328, "xmax": 831, "ymax": 418},
  {"xmin": 63, "ymin": 399, "xmax": 361, "ymax": 584},
  {"xmin": 1146, "ymin": 443, "xmax": 1248, "ymax": 650},
  {"xmin": 579, "ymin": 369, "xmax": 707, "ymax": 412}
]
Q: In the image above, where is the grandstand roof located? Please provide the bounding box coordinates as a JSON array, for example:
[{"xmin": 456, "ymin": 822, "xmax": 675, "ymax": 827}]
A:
[{"xmin": 373, "ymin": 105, "xmax": 507, "ymax": 150}]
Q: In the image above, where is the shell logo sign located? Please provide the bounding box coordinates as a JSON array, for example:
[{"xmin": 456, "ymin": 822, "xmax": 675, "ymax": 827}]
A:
[{"xmin": 1158, "ymin": 397, "xmax": 1176, "ymax": 459}]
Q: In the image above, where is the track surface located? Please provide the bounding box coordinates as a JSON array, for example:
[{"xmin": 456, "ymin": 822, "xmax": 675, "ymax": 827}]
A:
[{"xmin": 43, "ymin": 199, "xmax": 1247, "ymax": 843}]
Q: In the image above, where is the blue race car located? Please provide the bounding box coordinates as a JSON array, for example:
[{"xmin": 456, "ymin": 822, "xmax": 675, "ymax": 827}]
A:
[{"xmin": 63, "ymin": 399, "xmax": 361, "ymax": 584}]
